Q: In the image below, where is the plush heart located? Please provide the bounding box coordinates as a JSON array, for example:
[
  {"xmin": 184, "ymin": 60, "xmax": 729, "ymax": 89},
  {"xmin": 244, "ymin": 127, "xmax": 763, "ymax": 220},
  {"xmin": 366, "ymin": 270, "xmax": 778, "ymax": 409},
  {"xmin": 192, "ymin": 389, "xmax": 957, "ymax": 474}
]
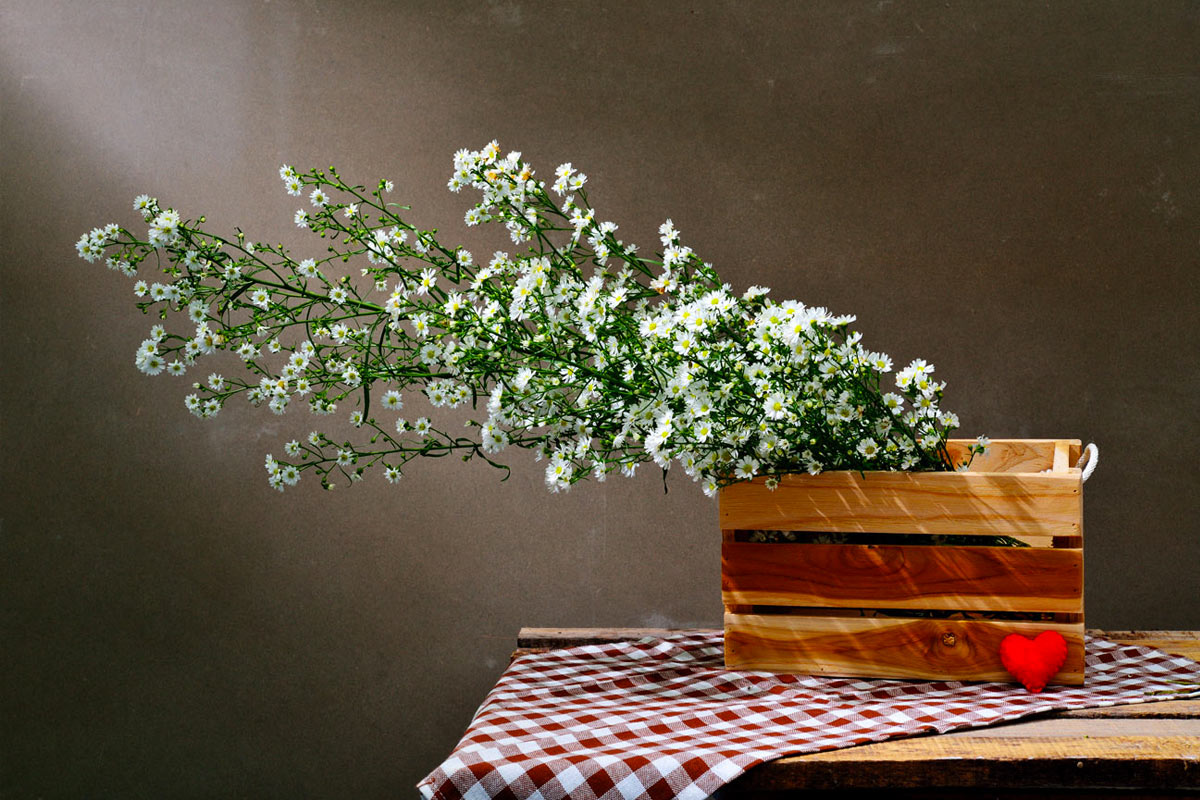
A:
[{"xmin": 1000, "ymin": 631, "xmax": 1068, "ymax": 693}]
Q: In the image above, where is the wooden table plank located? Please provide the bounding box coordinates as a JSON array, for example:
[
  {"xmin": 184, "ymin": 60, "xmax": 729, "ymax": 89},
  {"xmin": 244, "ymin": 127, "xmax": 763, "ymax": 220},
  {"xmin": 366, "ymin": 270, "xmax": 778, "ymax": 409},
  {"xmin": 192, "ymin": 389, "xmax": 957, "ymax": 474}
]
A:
[
  {"xmin": 515, "ymin": 628, "xmax": 1200, "ymax": 793},
  {"xmin": 734, "ymin": 737, "xmax": 1200, "ymax": 793}
]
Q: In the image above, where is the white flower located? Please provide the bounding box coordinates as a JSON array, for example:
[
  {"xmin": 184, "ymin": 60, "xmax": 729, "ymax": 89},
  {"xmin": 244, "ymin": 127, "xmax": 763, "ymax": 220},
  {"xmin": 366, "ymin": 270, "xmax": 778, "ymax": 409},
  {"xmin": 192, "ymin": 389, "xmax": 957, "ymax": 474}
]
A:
[
  {"xmin": 481, "ymin": 424, "xmax": 509, "ymax": 454},
  {"xmin": 417, "ymin": 268, "xmax": 437, "ymax": 295},
  {"xmin": 294, "ymin": 209, "xmax": 309, "ymax": 228},
  {"xmin": 763, "ymin": 393, "xmax": 788, "ymax": 420},
  {"xmin": 133, "ymin": 194, "xmax": 155, "ymax": 219},
  {"xmin": 658, "ymin": 219, "xmax": 678, "ymax": 245},
  {"xmin": 444, "ymin": 293, "xmax": 465, "ymax": 316},
  {"xmin": 309, "ymin": 188, "xmax": 329, "ymax": 207},
  {"xmin": 381, "ymin": 390, "xmax": 403, "ymax": 410},
  {"xmin": 249, "ymin": 288, "xmax": 270, "ymax": 309},
  {"xmin": 857, "ymin": 438, "xmax": 881, "ymax": 459},
  {"xmin": 552, "ymin": 163, "xmax": 575, "ymax": 195},
  {"xmin": 425, "ymin": 382, "xmax": 449, "ymax": 407},
  {"xmin": 663, "ymin": 244, "xmax": 693, "ymax": 268},
  {"xmin": 734, "ymin": 455, "xmax": 760, "ymax": 480},
  {"xmin": 545, "ymin": 454, "xmax": 573, "ymax": 491},
  {"xmin": 909, "ymin": 359, "xmax": 933, "ymax": 377},
  {"xmin": 413, "ymin": 417, "xmax": 432, "ymax": 435},
  {"xmin": 419, "ymin": 342, "xmax": 440, "ymax": 364},
  {"xmin": 137, "ymin": 352, "xmax": 165, "ymax": 376}
]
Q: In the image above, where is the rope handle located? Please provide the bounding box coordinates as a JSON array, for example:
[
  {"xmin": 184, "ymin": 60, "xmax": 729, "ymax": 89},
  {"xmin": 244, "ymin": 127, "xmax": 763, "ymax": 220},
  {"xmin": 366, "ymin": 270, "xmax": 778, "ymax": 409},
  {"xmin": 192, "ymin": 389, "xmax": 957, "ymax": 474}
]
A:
[{"xmin": 1075, "ymin": 442, "xmax": 1099, "ymax": 483}]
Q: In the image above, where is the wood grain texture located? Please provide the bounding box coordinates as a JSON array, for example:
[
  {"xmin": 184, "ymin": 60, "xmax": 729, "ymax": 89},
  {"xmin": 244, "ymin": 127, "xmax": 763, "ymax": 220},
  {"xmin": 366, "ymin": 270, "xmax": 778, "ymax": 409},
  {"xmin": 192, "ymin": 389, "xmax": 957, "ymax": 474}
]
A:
[
  {"xmin": 1061, "ymin": 699, "xmax": 1200, "ymax": 719},
  {"xmin": 718, "ymin": 471, "xmax": 1083, "ymax": 536},
  {"xmin": 1053, "ymin": 440, "xmax": 1072, "ymax": 472},
  {"xmin": 723, "ymin": 614, "xmax": 1086, "ymax": 683},
  {"xmin": 729, "ymin": 735, "xmax": 1200, "ymax": 792},
  {"xmin": 942, "ymin": 438, "xmax": 1079, "ymax": 473},
  {"xmin": 1101, "ymin": 631, "xmax": 1200, "ymax": 662},
  {"xmin": 721, "ymin": 542, "xmax": 1083, "ymax": 613}
]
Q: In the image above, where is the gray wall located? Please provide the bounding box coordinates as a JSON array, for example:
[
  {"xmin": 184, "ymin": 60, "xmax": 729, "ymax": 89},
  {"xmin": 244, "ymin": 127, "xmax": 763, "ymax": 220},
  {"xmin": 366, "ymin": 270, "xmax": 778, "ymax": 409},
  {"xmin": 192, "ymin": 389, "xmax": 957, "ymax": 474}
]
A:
[{"xmin": 3, "ymin": 1, "xmax": 1198, "ymax": 797}]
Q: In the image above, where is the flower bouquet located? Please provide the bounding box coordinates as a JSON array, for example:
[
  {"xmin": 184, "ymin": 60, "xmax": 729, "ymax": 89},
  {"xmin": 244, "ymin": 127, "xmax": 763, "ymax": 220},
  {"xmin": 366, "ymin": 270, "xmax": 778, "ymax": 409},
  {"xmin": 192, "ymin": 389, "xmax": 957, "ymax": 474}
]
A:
[{"xmin": 76, "ymin": 142, "xmax": 981, "ymax": 495}]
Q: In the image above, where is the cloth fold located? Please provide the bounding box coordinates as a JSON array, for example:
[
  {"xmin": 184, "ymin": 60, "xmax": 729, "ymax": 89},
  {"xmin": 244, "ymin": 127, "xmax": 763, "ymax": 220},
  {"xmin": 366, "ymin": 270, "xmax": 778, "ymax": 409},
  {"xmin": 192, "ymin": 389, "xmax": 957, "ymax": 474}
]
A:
[{"xmin": 419, "ymin": 632, "xmax": 1200, "ymax": 800}]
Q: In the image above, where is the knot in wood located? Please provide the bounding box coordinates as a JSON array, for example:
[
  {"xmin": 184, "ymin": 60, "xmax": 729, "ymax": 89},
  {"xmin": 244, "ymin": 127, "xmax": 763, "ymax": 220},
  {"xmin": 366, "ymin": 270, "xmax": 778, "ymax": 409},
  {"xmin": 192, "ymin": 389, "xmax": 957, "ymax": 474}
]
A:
[{"xmin": 941, "ymin": 632, "xmax": 957, "ymax": 648}]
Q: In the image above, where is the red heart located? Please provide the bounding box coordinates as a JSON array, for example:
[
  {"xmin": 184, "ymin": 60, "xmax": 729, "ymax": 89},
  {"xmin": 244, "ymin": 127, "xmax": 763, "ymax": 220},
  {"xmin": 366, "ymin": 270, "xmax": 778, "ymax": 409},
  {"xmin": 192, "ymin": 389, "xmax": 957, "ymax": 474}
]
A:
[{"xmin": 1000, "ymin": 631, "xmax": 1068, "ymax": 693}]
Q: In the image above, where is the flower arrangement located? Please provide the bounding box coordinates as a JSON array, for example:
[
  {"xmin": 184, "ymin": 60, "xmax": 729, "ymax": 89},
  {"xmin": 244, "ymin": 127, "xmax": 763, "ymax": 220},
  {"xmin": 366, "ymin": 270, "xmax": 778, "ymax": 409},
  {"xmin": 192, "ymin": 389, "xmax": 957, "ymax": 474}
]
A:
[{"xmin": 76, "ymin": 142, "xmax": 985, "ymax": 494}]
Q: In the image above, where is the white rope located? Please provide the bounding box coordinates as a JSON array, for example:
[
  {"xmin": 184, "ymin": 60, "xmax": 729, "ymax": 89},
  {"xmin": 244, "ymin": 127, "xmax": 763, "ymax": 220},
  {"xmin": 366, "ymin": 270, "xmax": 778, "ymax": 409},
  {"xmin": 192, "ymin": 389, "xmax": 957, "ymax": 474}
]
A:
[{"xmin": 1076, "ymin": 442, "xmax": 1099, "ymax": 483}]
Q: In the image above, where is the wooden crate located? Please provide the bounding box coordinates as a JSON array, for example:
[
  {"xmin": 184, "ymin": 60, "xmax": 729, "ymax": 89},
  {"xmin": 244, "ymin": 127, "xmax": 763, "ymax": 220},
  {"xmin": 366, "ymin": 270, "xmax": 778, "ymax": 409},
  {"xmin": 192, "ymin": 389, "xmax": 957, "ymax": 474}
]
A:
[{"xmin": 720, "ymin": 439, "xmax": 1086, "ymax": 684}]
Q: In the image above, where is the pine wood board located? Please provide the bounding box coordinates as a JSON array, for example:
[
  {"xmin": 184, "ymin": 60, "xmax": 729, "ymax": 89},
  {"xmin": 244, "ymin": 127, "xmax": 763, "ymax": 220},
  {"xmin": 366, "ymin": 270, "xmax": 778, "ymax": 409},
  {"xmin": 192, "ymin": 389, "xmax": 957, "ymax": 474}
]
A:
[
  {"xmin": 731, "ymin": 736, "xmax": 1200, "ymax": 792},
  {"xmin": 942, "ymin": 438, "xmax": 1081, "ymax": 473},
  {"xmin": 724, "ymin": 614, "xmax": 1087, "ymax": 684},
  {"xmin": 1101, "ymin": 630, "xmax": 1200, "ymax": 662},
  {"xmin": 721, "ymin": 542, "xmax": 1083, "ymax": 613},
  {"xmin": 718, "ymin": 470, "xmax": 1083, "ymax": 537}
]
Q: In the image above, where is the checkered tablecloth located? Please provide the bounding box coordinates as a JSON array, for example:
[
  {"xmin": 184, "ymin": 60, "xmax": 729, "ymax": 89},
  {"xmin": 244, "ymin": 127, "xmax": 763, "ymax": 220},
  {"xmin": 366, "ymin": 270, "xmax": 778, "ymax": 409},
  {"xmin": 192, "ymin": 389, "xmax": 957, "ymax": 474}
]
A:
[{"xmin": 418, "ymin": 632, "xmax": 1200, "ymax": 800}]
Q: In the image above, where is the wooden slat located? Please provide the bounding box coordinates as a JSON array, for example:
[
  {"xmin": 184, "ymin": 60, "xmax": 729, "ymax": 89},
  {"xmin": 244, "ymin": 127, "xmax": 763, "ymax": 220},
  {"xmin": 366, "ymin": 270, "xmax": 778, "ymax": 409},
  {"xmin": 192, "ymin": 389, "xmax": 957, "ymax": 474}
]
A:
[
  {"xmin": 722, "ymin": 542, "xmax": 1083, "ymax": 613},
  {"xmin": 1097, "ymin": 630, "xmax": 1200, "ymax": 662},
  {"xmin": 727, "ymin": 529, "xmax": 1060, "ymax": 548},
  {"xmin": 943, "ymin": 439, "xmax": 1076, "ymax": 473},
  {"xmin": 515, "ymin": 627, "xmax": 714, "ymax": 649},
  {"xmin": 724, "ymin": 614, "xmax": 1086, "ymax": 683},
  {"xmin": 719, "ymin": 471, "xmax": 1083, "ymax": 536},
  {"xmin": 1053, "ymin": 440, "xmax": 1072, "ymax": 471},
  {"xmin": 1060, "ymin": 699, "xmax": 1200, "ymax": 718},
  {"xmin": 729, "ymin": 733, "xmax": 1200, "ymax": 792}
]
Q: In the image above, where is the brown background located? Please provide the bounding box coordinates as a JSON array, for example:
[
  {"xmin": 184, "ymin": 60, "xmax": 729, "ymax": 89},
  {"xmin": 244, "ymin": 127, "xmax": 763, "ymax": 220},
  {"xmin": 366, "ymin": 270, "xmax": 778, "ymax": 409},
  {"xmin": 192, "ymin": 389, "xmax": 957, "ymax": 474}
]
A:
[{"xmin": 3, "ymin": 1, "xmax": 1198, "ymax": 797}]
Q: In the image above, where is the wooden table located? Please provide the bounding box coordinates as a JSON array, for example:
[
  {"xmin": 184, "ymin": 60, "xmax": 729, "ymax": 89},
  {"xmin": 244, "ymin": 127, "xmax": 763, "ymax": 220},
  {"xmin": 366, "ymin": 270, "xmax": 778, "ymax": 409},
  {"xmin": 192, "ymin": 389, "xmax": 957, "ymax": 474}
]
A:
[{"xmin": 515, "ymin": 628, "xmax": 1200, "ymax": 799}]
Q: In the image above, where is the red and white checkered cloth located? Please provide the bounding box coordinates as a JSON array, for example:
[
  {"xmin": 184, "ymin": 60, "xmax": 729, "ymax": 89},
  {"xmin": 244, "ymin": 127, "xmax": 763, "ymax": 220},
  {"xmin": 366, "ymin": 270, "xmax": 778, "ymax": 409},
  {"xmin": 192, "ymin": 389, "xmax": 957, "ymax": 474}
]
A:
[{"xmin": 419, "ymin": 632, "xmax": 1200, "ymax": 800}]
